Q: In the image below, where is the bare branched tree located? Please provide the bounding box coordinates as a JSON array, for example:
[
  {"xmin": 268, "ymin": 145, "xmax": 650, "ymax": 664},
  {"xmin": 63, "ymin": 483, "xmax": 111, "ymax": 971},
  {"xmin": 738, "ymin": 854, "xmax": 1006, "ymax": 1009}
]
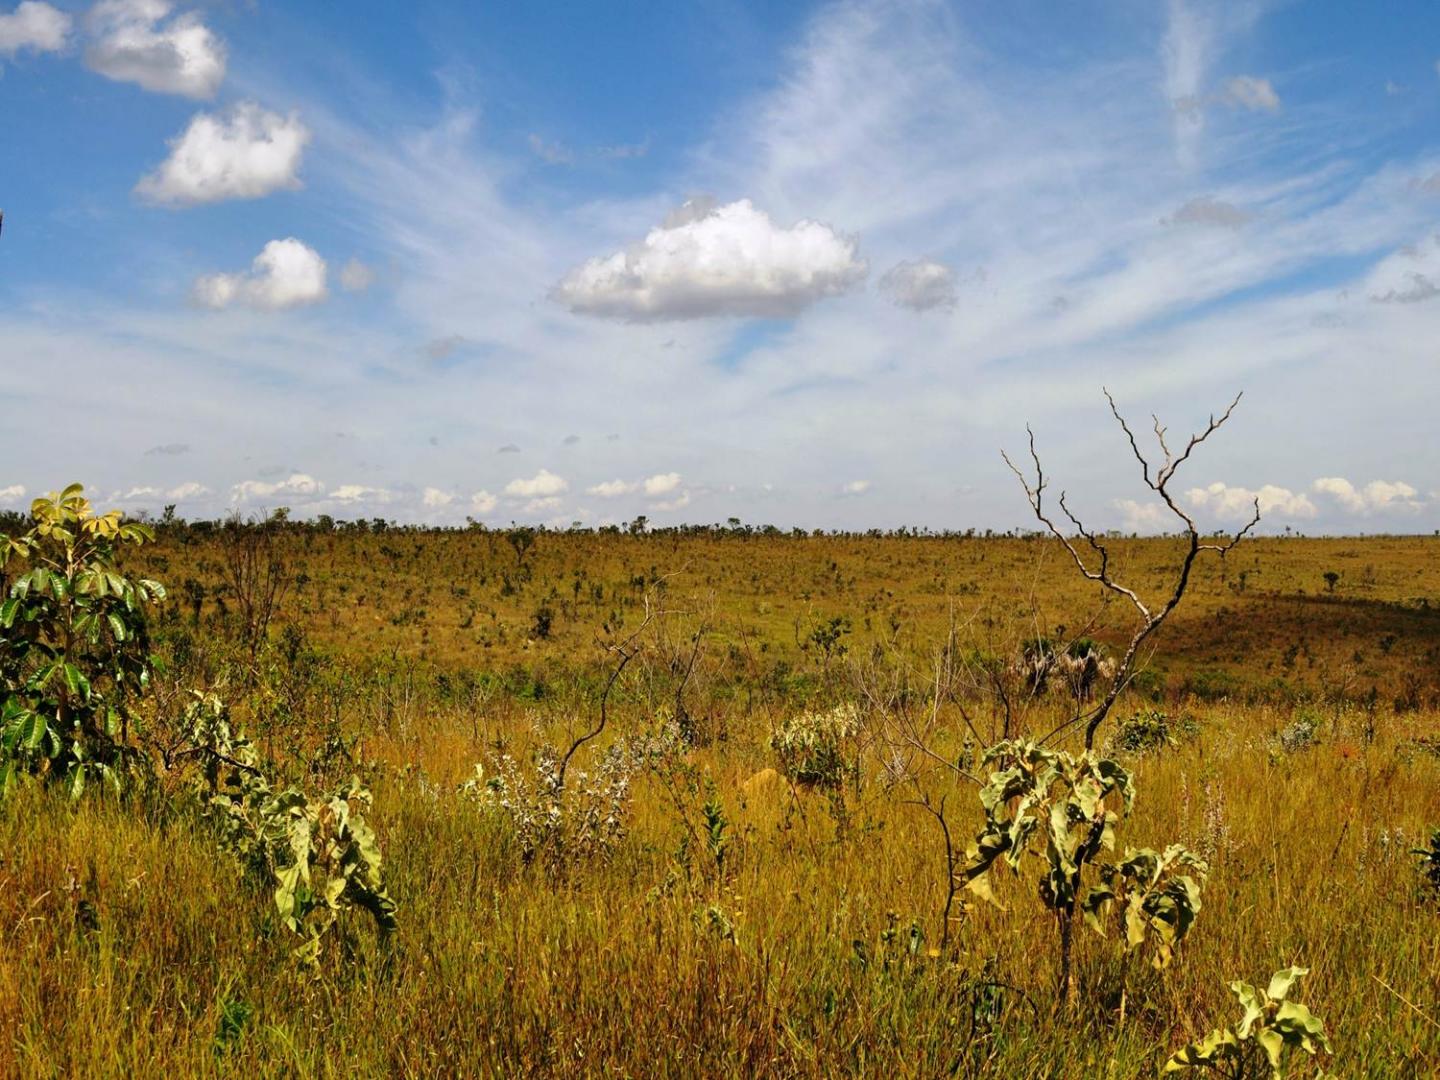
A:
[
  {"xmin": 636, "ymin": 593, "xmax": 716, "ymax": 746},
  {"xmin": 219, "ymin": 514, "xmax": 291, "ymax": 673},
  {"xmin": 556, "ymin": 591, "xmax": 672, "ymax": 789},
  {"xmin": 1002, "ymin": 389, "xmax": 1260, "ymax": 750}
]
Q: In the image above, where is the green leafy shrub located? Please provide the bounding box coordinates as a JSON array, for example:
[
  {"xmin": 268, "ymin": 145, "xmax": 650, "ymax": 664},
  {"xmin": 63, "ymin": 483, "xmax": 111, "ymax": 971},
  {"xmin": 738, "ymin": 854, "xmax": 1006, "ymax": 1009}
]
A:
[
  {"xmin": 184, "ymin": 691, "xmax": 398, "ymax": 963},
  {"xmin": 1277, "ymin": 709, "xmax": 1322, "ymax": 754},
  {"xmin": 1184, "ymin": 668, "xmax": 1242, "ymax": 702},
  {"xmin": 0, "ymin": 484, "xmax": 165, "ymax": 796},
  {"xmin": 1106, "ymin": 709, "xmax": 1197, "ymax": 755},
  {"xmin": 960, "ymin": 740, "xmax": 1205, "ymax": 1003},
  {"xmin": 1081, "ymin": 844, "xmax": 1206, "ymax": 969},
  {"xmin": 769, "ymin": 702, "xmax": 861, "ymax": 788},
  {"xmin": 1166, "ymin": 966, "xmax": 1332, "ymax": 1077}
]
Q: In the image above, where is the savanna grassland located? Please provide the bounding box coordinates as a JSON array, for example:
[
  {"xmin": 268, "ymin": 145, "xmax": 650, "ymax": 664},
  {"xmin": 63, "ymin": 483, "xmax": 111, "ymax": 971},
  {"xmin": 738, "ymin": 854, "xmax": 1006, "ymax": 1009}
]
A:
[{"xmin": 3, "ymin": 504, "xmax": 1440, "ymax": 1078}]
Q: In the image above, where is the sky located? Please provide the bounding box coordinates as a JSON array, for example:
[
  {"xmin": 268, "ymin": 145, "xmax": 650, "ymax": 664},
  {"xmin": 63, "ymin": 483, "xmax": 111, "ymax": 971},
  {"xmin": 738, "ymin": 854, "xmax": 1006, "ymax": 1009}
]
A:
[{"xmin": 2, "ymin": 0, "xmax": 1439, "ymax": 534}]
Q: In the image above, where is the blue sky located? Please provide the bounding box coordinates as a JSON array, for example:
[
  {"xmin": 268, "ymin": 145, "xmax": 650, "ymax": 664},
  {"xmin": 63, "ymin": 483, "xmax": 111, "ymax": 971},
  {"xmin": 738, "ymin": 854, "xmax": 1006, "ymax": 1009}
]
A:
[{"xmin": 2, "ymin": 0, "xmax": 1439, "ymax": 533}]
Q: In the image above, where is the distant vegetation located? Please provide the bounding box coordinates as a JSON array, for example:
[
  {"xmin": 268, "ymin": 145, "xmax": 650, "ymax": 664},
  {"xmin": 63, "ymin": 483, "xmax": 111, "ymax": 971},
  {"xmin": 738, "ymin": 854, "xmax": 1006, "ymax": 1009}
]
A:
[{"xmin": 2, "ymin": 475, "xmax": 1438, "ymax": 1075}]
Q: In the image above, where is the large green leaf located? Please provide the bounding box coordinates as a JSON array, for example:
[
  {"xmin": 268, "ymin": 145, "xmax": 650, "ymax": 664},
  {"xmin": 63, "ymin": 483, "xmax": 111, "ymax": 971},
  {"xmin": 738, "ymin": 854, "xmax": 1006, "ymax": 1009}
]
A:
[{"xmin": 1267, "ymin": 966, "xmax": 1307, "ymax": 1002}]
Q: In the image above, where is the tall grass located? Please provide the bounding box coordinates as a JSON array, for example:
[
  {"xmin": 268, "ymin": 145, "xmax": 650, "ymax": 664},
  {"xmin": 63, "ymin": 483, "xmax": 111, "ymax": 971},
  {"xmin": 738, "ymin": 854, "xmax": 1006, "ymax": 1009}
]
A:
[
  {"xmin": 3, "ymin": 699, "xmax": 1437, "ymax": 1076},
  {"xmin": 2, "ymin": 531, "xmax": 1439, "ymax": 1076}
]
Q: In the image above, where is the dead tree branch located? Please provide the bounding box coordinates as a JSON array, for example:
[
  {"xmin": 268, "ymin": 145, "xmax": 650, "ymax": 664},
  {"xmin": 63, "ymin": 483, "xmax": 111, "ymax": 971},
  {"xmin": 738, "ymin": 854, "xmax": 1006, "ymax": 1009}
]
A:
[
  {"xmin": 1002, "ymin": 389, "xmax": 1259, "ymax": 750},
  {"xmin": 557, "ymin": 590, "xmax": 673, "ymax": 789}
]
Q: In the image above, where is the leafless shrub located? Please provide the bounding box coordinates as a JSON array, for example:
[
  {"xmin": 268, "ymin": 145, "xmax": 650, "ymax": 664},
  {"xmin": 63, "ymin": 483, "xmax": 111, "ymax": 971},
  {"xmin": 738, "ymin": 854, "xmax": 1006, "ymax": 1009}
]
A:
[
  {"xmin": 1003, "ymin": 389, "xmax": 1258, "ymax": 749},
  {"xmin": 219, "ymin": 514, "xmax": 291, "ymax": 670}
]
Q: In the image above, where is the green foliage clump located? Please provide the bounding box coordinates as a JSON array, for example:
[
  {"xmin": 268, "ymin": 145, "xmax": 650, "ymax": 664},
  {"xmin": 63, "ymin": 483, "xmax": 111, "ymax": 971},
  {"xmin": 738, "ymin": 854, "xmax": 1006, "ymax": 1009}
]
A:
[
  {"xmin": 1107, "ymin": 708, "xmax": 1197, "ymax": 755},
  {"xmin": 769, "ymin": 702, "xmax": 861, "ymax": 788},
  {"xmin": 1166, "ymin": 966, "xmax": 1332, "ymax": 1078},
  {"xmin": 185, "ymin": 692, "xmax": 398, "ymax": 963},
  {"xmin": 0, "ymin": 484, "xmax": 165, "ymax": 796},
  {"xmin": 1277, "ymin": 709, "xmax": 1322, "ymax": 754},
  {"xmin": 1081, "ymin": 843, "xmax": 1207, "ymax": 969},
  {"xmin": 960, "ymin": 740, "xmax": 1206, "ymax": 1001},
  {"xmin": 806, "ymin": 615, "xmax": 852, "ymax": 665}
]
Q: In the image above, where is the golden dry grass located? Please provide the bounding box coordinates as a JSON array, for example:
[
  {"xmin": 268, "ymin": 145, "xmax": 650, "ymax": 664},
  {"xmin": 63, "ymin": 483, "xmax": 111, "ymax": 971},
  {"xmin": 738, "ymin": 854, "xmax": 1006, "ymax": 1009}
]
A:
[{"xmin": 2, "ymin": 527, "xmax": 1439, "ymax": 1077}]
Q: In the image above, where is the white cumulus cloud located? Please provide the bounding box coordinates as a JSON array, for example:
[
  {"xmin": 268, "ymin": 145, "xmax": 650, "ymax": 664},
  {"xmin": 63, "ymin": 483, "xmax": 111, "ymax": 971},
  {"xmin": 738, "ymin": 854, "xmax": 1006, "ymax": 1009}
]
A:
[
  {"xmin": 587, "ymin": 479, "xmax": 635, "ymax": 498},
  {"xmin": 330, "ymin": 484, "xmax": 393, "ymax": 504},
  {"xmin": 878, "ymin": 259, "xmax": 957, "ymax": 311},
  {"xmin": 470, "ymin": 490, "xmax": 498, "ymax": 514},
  {"xmin": 115, "ymin": 482, "xmax": 209, "ymax": 502},
  {"xmin": 504, "ymin": 469, "xmax": 567, "ymax": 498},
  {"xmin": 421, "ymin": 487, "xmax": 454, "ymax": 509},
  {"xmin": 135, "ymin": 103, "xmax": 309, "ymax": 206},
  {"xmin": 587, "ymin": 473, "xmax": 683, "ymax": 498},
  {"xmin": 1312, "ymin": 477, "xmax": 1423, "ymax": 515},
  {"xmin": 84, "ymin": 0, "xmax": 224, "ymax": 99},
  {"xmin": 166, "ymin": 481, "xmax": 208, "ymax": 500},
  {"xmin": 193, "ymin": 238, "xmax": 328, "ymax": 311},
  {"xmin": 0, "ymin": 484, "xmax": 27, "ymax": 505},
  {"xmin": 840, "ymin": 480, "xmax": 871, "ymax": 496},
  {"xmin": 552, "ymin": 197, "xmax": 866, "ymax": 321},
  {"xmin": 1114, "ymin": 499, "xmax": 1172, "ymax": 533},
  {"xmin": 231, "ymin": 473, "xmax": 321, "ymax": 502},
  {"xmin": 1186, "ymin": 482, "xmax": 1317, "ymax": 521},
  {"xmin": 642, "ymin": 472, "xmax": 682, "ymax": 496},
  {"xmin": 0, "ymin": 1, "xmax": 70, "ymax": 55}
]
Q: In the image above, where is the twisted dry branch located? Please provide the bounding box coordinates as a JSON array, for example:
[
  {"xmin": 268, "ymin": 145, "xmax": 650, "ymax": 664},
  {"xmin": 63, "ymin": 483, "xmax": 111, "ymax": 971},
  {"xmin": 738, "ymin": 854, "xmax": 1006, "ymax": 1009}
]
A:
[{"xmin": 1002, "ymin": 389, "xmax": 1260, "ymax": 749}]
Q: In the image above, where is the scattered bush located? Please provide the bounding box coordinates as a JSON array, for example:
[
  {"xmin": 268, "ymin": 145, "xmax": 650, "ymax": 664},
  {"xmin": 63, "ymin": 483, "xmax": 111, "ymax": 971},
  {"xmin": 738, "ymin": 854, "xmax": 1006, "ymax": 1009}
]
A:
[
  {"xmin": 185, "ymin": 691, "xmax": 398, "ymax": 963},
  {"xmin": 1400, "ymin": 734, "xmax": 1440, "ymax": 763},
  {"xmin": 466, "ymin": 740, "xmax": 645, "ymax": 871},
  {"xmin": 769, "ymin": 702, "xmax": 862, "ymax": 789},
  {"xmin": 1106, "ymin": 708, "xmax": 1197, "ymax": 755},
  {"xmin": 1185, "ymin": 667, "xmax": 1243, "ymax": 702},
  {"xmin": 1277, "ymin": 709, "xmax": 1322, "ymax": 754}
]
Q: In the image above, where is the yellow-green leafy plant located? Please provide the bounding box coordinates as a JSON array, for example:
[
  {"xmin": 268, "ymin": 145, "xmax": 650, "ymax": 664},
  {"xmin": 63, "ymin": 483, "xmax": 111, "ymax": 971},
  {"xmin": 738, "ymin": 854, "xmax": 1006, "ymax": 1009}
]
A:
[
  {"xmin": 1106, "ymin": 709, "xmax": 1197, "ymax": 756},
  {"xmin": 183, "ymin": 691, "xmax": 397, "ymax": 963},
  {"xmin": 1080, "ymin": 843, "xmax": 1207, "ymax": 969},
  {"xmin": 0, "ymin": 484, "xmax": 165, "ymax": 796},
  {"xmin": 960, "ymin": 740, "xmax": 1205, "ymax": 1004},
  {"xmin": 1165, "ymin": 966, "xmax": 1332, "ymax": 1078},
  {"xmin": 770, "ymin": 702, "xmax": 862, "ymax": 789}
]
